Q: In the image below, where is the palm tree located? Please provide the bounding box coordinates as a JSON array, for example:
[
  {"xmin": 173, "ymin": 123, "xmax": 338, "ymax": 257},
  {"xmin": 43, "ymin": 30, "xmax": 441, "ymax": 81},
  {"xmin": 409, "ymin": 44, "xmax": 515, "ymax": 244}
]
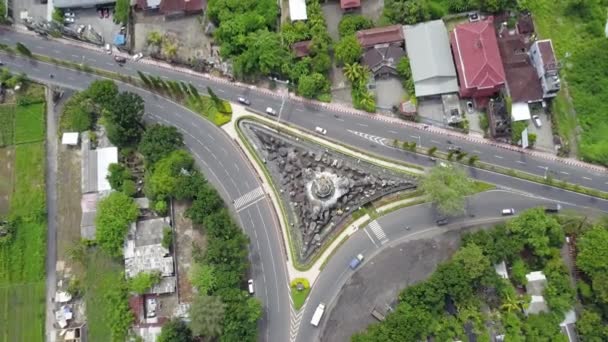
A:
[
  {"xmin": 189, "ymin": 294, "xmax": 226, "ymax": 338},
  {"xmin": 359, "ymin": 91, "xmax": 376, "ymax": 112},
  {"xmin": 500, "ymin": 294, "xmax": 528, "ymax": 314},
  {"xmin": 343, "ymin": 63, "xmax": 364, "ymax": 83}
]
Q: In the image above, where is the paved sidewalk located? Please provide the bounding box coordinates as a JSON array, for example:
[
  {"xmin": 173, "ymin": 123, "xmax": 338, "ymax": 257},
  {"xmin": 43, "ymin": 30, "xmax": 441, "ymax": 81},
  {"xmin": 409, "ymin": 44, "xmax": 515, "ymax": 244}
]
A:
[{"xmin": 223, "ymin": 106, "xmax": 424, "ymax": 284}]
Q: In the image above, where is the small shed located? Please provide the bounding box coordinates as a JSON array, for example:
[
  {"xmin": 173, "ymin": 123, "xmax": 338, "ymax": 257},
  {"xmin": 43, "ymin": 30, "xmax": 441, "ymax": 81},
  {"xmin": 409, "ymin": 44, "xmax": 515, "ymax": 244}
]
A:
[{"xmin": 62, "ymin": 132, "xmax": 79, "ymax": 146}]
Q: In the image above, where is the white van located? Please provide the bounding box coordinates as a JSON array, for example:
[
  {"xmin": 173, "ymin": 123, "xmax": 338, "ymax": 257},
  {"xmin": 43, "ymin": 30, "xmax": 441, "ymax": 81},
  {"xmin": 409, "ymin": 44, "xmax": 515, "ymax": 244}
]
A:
[
  {"xmin": 247, "ymin": 279, "xmax": 254, "ymax": 295},
  {"xmin": 310, "ymin": 303, "xmax": 326, "ymax": 327},
  {"xmin": 315, "ymin": 126, "xmax": 327, "ymax": 135},
  {"xmin": 501, "ymin": 208, "xmax": 515, "ymax": 216}
]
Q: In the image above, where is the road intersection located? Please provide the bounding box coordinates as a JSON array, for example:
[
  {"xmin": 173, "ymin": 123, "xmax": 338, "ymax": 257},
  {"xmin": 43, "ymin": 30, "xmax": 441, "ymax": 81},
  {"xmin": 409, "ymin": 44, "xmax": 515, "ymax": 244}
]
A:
[{"xmin": 2, "ymin": 27, "xmax": 607, "ymax": 342}]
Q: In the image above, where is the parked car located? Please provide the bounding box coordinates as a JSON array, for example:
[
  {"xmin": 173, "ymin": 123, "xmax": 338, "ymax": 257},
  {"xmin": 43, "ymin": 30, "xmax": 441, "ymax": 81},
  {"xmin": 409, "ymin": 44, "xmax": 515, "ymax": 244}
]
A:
[
  {"xmin": 114, "ymin": 56, "xmax": 127, "ymax": 64},
  {"xmin": 349, "ymin": 254, "xmax": 364, "ymax": 270},
  {"xmin": 64, "ymin": 17, "xmax": 75, "ymax": 24},
  {"xmin": 544, "ymin": 203, "xmax": 561, "ymax": 213},
  {"xmin": 468, "ymin": 12, "xmax": 480, "ymax": 22},
  {"xmin": 532, "ymin": 115, "xmax": 542, "ymax": 128},
  {"xmin": 436, "ymin": 218, "xmax": 449, "ymax": 226},
  {"xmin": 247, "ymin": 279, "xmax": 254, "ymax": 295},
  {"xmin": 132, "ymin": 52, "xmax": 144, "ymax": 61},
  {"xmin": 315, "ymin": 126, "xmax": 327, "ymax": 135},
  {"xmin": 64, "ymin": 11, "xmax": 75, "ymax": 18},
  {"xmin": 238, "ymin": 97, "xmax": 251, "ymax": 106},
  {"xmin": 0, "ymin": 60, "xmax": 3, "ymax": 66},
  {"xmin": 501, "ymin": 208, "xmax": 515, "ymax": 216},
  {"xmin": 466, "ymin": 101, "xmax": 474, "ymax": 113},
  {"xmin": 104, "ymin": 43, "xmax": 112, "ymax": 54},
  {"xmin": 448, "ymin": 146, "xmax": 462, "ymax": 152},
  {"xmin": 265, "ymin": 107, "xmax": 277, "ymax": 116}
]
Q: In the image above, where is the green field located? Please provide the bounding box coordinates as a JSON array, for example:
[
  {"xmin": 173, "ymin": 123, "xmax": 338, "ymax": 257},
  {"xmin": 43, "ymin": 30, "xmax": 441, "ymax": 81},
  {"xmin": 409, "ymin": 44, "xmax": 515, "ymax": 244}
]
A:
[
  {"xmin": 0, "ymin": 282, "xmax": 45, "ymax": 342},
  {"xmin": 0, "ymin": 105, "xmax": 14, "ymax": 147},
  {"xmin": 83, "ymin": 249, "xmax": 126, "ymax": 342},
  {"xmin": 0, "ymin": 84, "xmax": 46, "ymax": 341},
  {"xmin": 14, "ymin": 103, "xmax": 45, "ymax": 144}
]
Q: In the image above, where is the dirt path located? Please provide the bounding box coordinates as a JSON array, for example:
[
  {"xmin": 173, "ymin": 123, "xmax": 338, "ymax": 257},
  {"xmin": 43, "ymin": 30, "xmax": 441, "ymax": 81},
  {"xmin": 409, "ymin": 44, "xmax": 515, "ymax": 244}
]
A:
[{"xmin": 44, "ymin": 87, "xmax": 58, "ymax": 342}]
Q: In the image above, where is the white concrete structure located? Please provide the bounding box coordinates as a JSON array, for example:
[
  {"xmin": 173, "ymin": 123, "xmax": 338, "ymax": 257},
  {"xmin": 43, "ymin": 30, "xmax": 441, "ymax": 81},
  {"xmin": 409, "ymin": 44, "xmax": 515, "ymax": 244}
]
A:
[
  {"xmin": 289, "ymin": 0, "xmax": 307, "ymax": 21},
  {"xmin": 61, "ymin": 132, "xmax": 79, "ymax": 145}
]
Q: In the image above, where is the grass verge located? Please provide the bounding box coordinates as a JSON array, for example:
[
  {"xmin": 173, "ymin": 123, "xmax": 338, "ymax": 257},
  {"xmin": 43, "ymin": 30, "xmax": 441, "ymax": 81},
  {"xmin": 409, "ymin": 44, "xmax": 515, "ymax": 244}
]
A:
[{"xmin": 290, "ymin": 278, "xmax": 311, "ymax": 310}]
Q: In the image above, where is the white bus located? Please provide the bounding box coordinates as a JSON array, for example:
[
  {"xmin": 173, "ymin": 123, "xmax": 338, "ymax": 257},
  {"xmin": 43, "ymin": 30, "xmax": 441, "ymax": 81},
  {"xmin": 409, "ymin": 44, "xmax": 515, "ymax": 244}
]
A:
[{"xmin": 310, "ymin": 303, "xmax": 326, "ymax": 327}]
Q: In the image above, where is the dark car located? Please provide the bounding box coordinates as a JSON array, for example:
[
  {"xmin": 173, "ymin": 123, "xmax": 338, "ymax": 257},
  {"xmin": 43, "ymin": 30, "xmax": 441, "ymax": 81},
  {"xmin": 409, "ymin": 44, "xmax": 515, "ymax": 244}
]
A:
[
  {"xmin": 544, "ymin": 203, "xmax": 561, "ymax": 213},
  {"xmin": 114, "ymin": 56, "xmax": 127, "ymax": 64},
  {"xmin": 436, "ymin": 218, "xmax": 449, "ymax": 226}
]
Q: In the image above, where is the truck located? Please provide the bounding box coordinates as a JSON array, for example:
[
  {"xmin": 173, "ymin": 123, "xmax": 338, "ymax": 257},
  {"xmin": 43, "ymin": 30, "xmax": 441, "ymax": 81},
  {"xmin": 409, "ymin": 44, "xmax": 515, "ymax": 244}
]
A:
[
  {"xmin": 349, "ymin": 254, "xmax": 364, "ymax": 269},
  {"xmin": 310, "ymin": 303, "xmax": 326, "ymax": 327}
]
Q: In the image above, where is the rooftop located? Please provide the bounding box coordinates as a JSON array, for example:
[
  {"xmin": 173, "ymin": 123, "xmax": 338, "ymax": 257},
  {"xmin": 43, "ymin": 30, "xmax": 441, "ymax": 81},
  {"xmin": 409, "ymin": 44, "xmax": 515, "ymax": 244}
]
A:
[
  {"xmin": 289, "ymin": 0, "xmax": 307, "ymax": 21},
  {"xmin": 62, "ymin": 132, "xmax": 79, "ymax": 145},
  {"xmin": 340, "ymin": 0, "xmax": 360, "ymax": 9},
  {"xmin": 292, "ymin": 40, "xmax": 313, "ymax": 58},
  {"xmin": 537, "ymin": 40, "xmax": 558, "ymax": 71},
  {"xmin": 362, "ymin": 45, "xmax": 406, "ymax": 77},
  {"xmin": 525, "ymin": 271, "xmax": 547, "ymax": 295},
  {"xmin": 497, "ymin": 32, "xmax": 543, "ymax": 103},
  {"xmin": 82, "ymin": 145, "xmax": 118, "ymax": 194},
  {"xmin": 124, "ymin": 218, "xmax": 175, "ymax": 281},
  {"xmin": 356, "ymin": 25, "xmax": 404, "ymax": 49},
  {"xmin": 404, "ymin": 20, "xmax": 458, "ymax": 97},
  {"xmin": 451, "ymin": 17, "xmax": 506, "ymax": 91}
]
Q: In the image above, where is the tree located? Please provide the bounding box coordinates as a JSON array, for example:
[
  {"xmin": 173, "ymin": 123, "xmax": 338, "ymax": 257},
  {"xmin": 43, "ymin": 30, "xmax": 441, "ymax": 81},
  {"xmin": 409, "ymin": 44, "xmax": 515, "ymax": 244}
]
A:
[
  {"xmin": 106, "ymin": 163, "xmax": 133, "ymax": 191},
  {"xmin": 576, "ymin": 309, "xmax": 608, "ymax": 341},
  {"xmin": 139, "ymin": 124, "xmax": 184, "ymax": 165},
  {"xmin": 421, "ymin": 165, "xmax": 474, "ymax": 216},
  {"xmin": 397, "ymin": 57, "xmax": 412, "ymax": 80},
  {"xmin": 95, "ymin": 192, "xmax": 138, "ymax": 257},
  {"xmin": 147, "ymin": 31, "xmax": 163, "ymax": 45},
  {"xmin": 145, "ymin": 150, "xmax": 195, "ymax": 200},
  {"xmin": 297, "ymin": 73, "xmax": 330, "ymax": 99},
  {"xmin": 506, "ymin": 208, "xmax": 564, "ymax": 261},
  {"xmin": 162, "ymin": 38, "xmax": 178, "ymax": 60},
  {"xmin": 510, "ymin": 258, "xmax": 528, "ymax": 285},
  {"xmin": 52, "ymin": 8, "xmax": 64, "ymax": 23},
  {"xmin": 343, "ymin": 62, "xmax": 365, "ymax": 84},
  {"xmin": 190, "ymin": 263, "xmax": 217, "ymax": 295},
  {"xmin": 500, "ymin": 293, "xmax": 528, "ymax": 314},
  {"xmin": 114, "ymin": 0, "xmax": 130, "ymax": 24},
  {"xmin": 233, "ymin": 29, "xmax": 291, "ymax": 77},
  {"xmin": 186, "ymin": 185, "xmax": 224, "ymax": 224},
  {"xmin": 158, "ymin": 319, "xmax": 193, "ymax": 342},
  {"xmin": 86, "ymin": 80, "xmax": 119, "ymax": 110},
  {"xmin": 452, "ymin": 243, "xmax": 490, "ymax": 281},
  {"xmin": 338, "ymin": 14, "xmax": 373, "ymax": 37},
  {"xmin": 576, "ymin": 226, "xmax": 608, "ymax": 278},
  {"xmin": 522, "ymin": 313, "xmax": 568, "ymax": 342},
  {"xmin": 357, "ymin": 91, "xmax": 376, "ymax": 112},
  {"xmin": 129, "ymin": 272, "xmax": 161, "ymax": 294},
  {"xmin": 334, "ymin": 35, "xmax": 362, "ymax": 66},
  {"xmin": 427, "ymin": 146, "xmax": 437, "ymax": 156},
  {"xmin": 15, "ymin": 43, "xmax": 32, "ymax": 57},
  {"xmin": 104, "ymin": 91, "xmax": 145, "ymax": 147},
  {"xmin": 468, "ymin": 155, "xmax": 479, "ymax": 165},
  {"xmin": 189, "ymin": 294, "xmax": 226, "ymax": 338}
]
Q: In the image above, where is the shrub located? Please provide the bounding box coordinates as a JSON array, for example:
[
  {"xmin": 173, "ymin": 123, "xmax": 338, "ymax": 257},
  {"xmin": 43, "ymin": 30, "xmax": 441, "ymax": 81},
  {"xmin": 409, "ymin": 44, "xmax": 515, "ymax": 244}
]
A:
[
  {"xmin": 129, "ymin": 272, "xmax": 161, "ymax": 294},
  {"xmin": 155, "ymin": 200, "xmax": 168, "ymax": 215},
  {"xmin": 162, "ymin": 227, "xmax": 173, "ymax": 249}
]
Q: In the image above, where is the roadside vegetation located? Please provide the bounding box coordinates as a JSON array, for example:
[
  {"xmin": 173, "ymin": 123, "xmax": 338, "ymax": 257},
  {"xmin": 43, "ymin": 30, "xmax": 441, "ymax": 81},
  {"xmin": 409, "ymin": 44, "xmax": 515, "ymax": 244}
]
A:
[
  {"xmin": 0, "ymin": 81, "xmax": 47, "ymax": 342},
  {"xmin": 65, "ymin": 79, "xmax": 261, "ymax": 340},
  {"xmin": 353, "ymin": 208, "xmax": 578, "ymax": 341},
  {"xmin": 291, "ymin": 278, "xmax": 311, "ymax": 310}
]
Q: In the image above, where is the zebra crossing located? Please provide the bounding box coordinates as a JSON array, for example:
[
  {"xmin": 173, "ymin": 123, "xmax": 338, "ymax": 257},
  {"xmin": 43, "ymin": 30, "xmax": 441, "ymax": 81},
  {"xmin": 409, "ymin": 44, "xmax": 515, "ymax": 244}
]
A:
[
  {"xmin": 233, "ymin": 186, "xmax": 265, "ymax": 211},
  {"xmin": 367, "ymin": 220, "xmax": 388, "ymax": 244},
  {"xmin": 347, "ymin": 130, "xmax": 389, "ymax": 146}
]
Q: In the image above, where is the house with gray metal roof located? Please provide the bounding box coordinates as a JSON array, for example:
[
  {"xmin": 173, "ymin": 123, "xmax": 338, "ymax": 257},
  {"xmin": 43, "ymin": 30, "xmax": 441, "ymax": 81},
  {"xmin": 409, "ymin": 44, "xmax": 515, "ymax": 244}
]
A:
[
  {"xmin": 404, "ymin": 20, "xmax": 459, "ymax": 98},
  {"xmin": 54, "ymin": 0, "xmax": 115, "ymax": 9}
]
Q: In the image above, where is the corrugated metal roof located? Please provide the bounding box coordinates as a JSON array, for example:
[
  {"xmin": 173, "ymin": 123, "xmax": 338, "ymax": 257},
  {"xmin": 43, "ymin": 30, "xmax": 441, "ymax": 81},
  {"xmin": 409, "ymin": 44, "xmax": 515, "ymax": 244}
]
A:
[
  {"xmin": 289, "ymin": 0, "xmax": 307, "ymax": 21},
  {"xmin": 96, "ymin": 147, "xmax": 118, "ymax": 192},
  {"xmin": 405, "ymin": 20, "xmax": 458, "ymax": 97}
]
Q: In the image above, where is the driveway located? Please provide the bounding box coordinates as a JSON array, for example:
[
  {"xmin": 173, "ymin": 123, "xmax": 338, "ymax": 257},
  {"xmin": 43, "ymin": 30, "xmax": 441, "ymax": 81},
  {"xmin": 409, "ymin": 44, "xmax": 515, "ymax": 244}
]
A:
[
  {"xmin": 322, "ymin": 1, "xmax": 342, "ymax": 41},
  {"xmin": 11, "ymin": 0, "xmax": 48, "ymax": 22},
  {"xmin": 374, "ymin": 78, "xmax": 404, "ymax": 110},
  {"xmin": 417, "ymin": 98, "xmax": 445, "ymax": 126},
  {"xmin": 527, "ymin": 110, "xmax": 555, "ymax": 153},
  {"xmin": 70, "ymin": 7, "xmax": 122, "ymax": 46}
]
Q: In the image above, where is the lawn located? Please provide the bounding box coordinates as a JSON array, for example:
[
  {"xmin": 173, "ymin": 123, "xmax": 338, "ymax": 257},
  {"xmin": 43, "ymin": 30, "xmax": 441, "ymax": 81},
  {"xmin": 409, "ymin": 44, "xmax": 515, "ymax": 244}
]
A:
[
  {"xmin": 290, "ymin": 278, "xmax": 311, "ymax": 310},
  {"xmin": 83, "ymin": 248, "xmax": 128, "ymax": 342},
  {"xmin": 0, "ymin": 104, "xmax": 15, "ymax": 147},
  {"xmin": 528, "ymin": 1, "xmax": 608, "ymax": 163},
  {"xmin": 14, "ymin": 102, "xmax": 45, "ymax": 144}
]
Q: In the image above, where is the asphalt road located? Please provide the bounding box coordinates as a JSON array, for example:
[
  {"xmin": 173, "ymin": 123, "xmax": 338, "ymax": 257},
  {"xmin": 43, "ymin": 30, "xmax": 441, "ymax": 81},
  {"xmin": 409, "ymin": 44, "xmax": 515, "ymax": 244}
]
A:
[
  {"xmin": 0, "ymin": 56, "xmax": 290, "ymax": 341},
  {"xmin": 299, "ymin": 190, "xmax": 600, "ymax": 342},
  {"xmin": 0, "ymin": 27, "xmax": 606, "ymax": 192},
  {"xmin": 2, "ymin": 29, "xmax": 608, "ymax": 342}
]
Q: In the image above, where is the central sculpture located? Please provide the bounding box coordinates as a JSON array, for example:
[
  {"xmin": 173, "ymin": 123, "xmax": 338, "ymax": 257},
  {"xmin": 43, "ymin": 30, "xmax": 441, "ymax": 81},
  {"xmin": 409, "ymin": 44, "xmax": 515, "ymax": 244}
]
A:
[{"xmin": 241, "ymin": 121, "xmax": 417, "ymax": 264}]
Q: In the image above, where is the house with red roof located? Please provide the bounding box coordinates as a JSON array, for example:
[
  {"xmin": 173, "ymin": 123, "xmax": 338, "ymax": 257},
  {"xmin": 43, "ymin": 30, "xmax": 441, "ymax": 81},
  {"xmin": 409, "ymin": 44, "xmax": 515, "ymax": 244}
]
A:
[
  {"xmin": 341, "ymin": 0, "xmax": 361, "ymax": 11},
  {"xmin": 356, "ymin": 25, "xmax": 405, "ymax": 49},
  {"xmin": 450, "ymin": 17, "xmax": 506, "ymax": 104},
  {"xmin": 136, "ymin": 0, "xmax": 205, "ymax": 17}
]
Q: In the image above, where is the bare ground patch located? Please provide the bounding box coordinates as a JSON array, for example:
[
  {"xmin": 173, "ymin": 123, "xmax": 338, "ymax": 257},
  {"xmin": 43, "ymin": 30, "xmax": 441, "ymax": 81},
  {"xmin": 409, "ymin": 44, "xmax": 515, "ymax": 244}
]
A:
[
  {"xmin": 174, "ymin": 201, "xmax": 206, "ymax": 303},
  {"xmin": 0, "ymin": 147, "xmax": 15, "ymax": 216}
]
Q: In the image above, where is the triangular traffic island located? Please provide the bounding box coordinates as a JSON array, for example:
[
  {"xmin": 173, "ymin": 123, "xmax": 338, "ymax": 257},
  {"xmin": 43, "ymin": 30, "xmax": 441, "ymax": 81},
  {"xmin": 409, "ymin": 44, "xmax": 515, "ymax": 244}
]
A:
[{"xmin": 239, "ymin": 119, "xmax": 418, "ymax": 265}]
